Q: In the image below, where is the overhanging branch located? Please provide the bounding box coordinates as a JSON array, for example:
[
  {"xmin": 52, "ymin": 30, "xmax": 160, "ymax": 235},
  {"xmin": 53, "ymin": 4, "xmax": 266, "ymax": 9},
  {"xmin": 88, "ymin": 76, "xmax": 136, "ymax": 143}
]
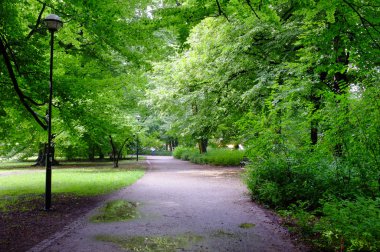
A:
[
  {"xmin": 0, "ymin": 34, "xmax": 48, "ymax": 130},
  {"xmin": 215, "ymin": 0, "xmax": 229, "ymax": 21},
  {"xmin": 245, "ymin": 0, "xmax": 260, "ymax": 19},
  {"xmin": 342, "ymin": 0, "xmax": 380, "ymax": 49},
  {"xmin": 26, "ymin": 2, "xmax": 46, "ymax": 40}
]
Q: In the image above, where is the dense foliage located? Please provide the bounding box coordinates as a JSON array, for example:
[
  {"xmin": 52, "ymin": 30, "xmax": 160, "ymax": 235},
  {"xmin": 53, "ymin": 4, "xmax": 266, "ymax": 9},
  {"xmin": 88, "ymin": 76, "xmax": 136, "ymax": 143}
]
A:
[
  {"xmin": 0, "ymin": 0, "xmax": 174, "ymax": 160},
  {"xmin": 173, "ymin": 147, "xmax": 245, "ymax": 166}
]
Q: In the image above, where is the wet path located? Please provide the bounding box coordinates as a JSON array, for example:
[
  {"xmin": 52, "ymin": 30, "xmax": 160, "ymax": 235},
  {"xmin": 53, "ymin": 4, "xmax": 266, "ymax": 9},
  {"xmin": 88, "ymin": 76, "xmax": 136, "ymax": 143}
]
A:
[{"xmin": 29, "ymin": 156, "xmax": 302, "ymax": 252}]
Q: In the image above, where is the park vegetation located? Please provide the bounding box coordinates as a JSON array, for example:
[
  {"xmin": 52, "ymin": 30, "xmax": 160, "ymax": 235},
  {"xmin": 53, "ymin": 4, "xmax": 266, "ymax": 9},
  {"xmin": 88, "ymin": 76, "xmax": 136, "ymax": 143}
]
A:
[
  {"xmin": 173, "ymin": 147, "xmax": 245, "ymax": 166},
  {"xmin": 0, "ymin": 160, "xmax": 145, "ymax": 211},
  {"xmin": 1, "ymin": 0, "xmax": 379, "ymax": 250}
]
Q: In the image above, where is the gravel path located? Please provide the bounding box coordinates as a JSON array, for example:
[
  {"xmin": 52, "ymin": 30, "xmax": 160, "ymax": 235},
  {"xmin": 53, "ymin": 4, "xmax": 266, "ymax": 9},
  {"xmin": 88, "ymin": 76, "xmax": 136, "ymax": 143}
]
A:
[{"xmin": 29, "ymin": 156, "xmax": 303, "ymax": 252}]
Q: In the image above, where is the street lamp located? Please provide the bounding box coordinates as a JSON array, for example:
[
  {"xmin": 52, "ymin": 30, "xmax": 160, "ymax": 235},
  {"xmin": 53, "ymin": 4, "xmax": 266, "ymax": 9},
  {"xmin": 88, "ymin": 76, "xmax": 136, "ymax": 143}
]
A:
[
  {"xmin": 136, "ymin": 115, "xmax": 141, "ymax": 162},
  {"xmin": 44, "ymin": 14, "xmax": 63, "ymax": 211}
]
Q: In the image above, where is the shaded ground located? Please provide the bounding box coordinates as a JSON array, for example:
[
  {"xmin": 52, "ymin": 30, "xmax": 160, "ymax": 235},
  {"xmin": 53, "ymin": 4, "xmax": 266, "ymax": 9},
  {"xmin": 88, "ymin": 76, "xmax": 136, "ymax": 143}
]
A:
[
  {"xmin": 28, "ymin": 156, "xmax": 306, "ymax": 252},
  {"xmin": 0, "ymin": 194, "xmax": 104, "ymax": 252},
  {"xmin": 0, "ymin": 160, "xmax": 140, "ymax": 252}
]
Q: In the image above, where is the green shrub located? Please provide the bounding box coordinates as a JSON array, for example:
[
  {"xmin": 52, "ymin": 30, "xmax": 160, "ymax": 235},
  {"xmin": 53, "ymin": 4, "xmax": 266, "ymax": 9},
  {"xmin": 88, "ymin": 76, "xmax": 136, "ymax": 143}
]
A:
[
  {"xmin": 139, "ymin": 149, "xmax": 172, "ymax": 156},
  {"xmin": 173, "ymin": 147, "xmax": 245, "ymax": 166},
  {"xmin": 173, "ymin": 147, "xmax": 190, "ymax": 159},
  {"xmin": 279, "ymin": 201, "xmax": 317, "ymax": 239},
  {"xmin": 245, "ymin": 151, "xmax": 327, "ymax": 209},
  {"xmin": 315, "ymin": 197, "xmax": 380, "ymax": 251},
  {"xmin": 203, "ymin": 149, "xmax": 245, "ymax": 166}
]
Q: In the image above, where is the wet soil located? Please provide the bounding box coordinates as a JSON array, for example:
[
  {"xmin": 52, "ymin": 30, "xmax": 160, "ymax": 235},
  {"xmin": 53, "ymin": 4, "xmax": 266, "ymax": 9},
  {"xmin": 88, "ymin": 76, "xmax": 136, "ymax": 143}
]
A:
[{"xmin": 0, "ymin": 194, "xmax": 103, "ymax": 252}]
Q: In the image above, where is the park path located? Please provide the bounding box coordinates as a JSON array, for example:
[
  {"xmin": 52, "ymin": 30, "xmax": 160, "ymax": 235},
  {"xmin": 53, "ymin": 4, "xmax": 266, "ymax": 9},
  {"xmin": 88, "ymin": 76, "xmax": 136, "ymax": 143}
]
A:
[{"xmin": 29, "ymin": 156, "xmax": 303, "ymax": 252}]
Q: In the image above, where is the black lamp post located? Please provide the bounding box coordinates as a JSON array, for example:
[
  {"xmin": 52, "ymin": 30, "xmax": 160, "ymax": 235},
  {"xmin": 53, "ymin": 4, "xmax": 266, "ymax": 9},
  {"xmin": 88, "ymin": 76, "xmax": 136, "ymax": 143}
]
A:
[
  {"xmin": 136, "ymin": 115, "xmax": 141, "ymax": 162},
  {"xmin": 44, "ymin": 14, "xmax": 63, "ymax": 211},
  {"xmin": 136, "ymin": 134, "xmax": 139, "ymax": 162}
]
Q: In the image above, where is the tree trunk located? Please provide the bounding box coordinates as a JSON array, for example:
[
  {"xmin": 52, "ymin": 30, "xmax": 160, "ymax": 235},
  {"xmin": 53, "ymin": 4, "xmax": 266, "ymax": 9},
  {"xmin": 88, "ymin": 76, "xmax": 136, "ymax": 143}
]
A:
[
  {"xmin": 311, "ymin": 125, "xmax": 318, "ymax": 145},
  {"xmin": 33, "ymin": 143, "xmax": 59, "ymax": 166},
  {"xmin": 169, "ymin": 141, "xmax": 173, "ymax": 152},
  {"xmin": 34, "ymin": 143, "xmax": 46, "ymax": 166},
  {"xmin": 99, "ymin": 150, "xmax": 104, "ymax": 160},
  {"xmin": 88, "ymin": 145, "xmax": 95, "ymax": 161},
  {"xmin": 310, "ymin": 93, "xmax": 320, "ymax": 146},
  {"xmin": 109, "ymin": 135, "xmax": 118, "ymax": 168},
  {"xmin": 109, "ymin": 135, "xmax": 129, "ymax": 168},
  {"xmin": 198, "ymin": 138, "xmax": 208, "ymax": 154},
  {"xmin": 332, "ymin": 34, "xmax": 349, "ymax": 157}
]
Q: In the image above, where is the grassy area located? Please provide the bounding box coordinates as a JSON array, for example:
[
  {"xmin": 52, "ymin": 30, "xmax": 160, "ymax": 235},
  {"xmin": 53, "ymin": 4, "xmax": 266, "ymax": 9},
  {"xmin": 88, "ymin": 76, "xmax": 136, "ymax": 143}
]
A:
[
  {"xmin": 173, "ymin": 147, "xmax": 245, "ymax": 166},
  {"xmin": 0, "ymin": 161, "xmax": 145, "ymax": 210}
]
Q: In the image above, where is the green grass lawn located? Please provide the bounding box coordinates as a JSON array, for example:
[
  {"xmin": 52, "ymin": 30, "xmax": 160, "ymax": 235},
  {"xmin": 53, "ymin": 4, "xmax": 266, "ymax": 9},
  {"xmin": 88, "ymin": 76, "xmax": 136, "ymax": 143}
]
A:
[{"xmin": 0, "ymin": 161, "xmax": 145, "ymax": 210}]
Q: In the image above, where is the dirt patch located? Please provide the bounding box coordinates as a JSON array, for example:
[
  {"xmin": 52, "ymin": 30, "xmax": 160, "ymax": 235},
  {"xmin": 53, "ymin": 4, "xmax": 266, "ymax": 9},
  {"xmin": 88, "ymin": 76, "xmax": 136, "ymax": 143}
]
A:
[{"xmin": 0, "ymin": 194, "xmax": 103, "ymax": 252}]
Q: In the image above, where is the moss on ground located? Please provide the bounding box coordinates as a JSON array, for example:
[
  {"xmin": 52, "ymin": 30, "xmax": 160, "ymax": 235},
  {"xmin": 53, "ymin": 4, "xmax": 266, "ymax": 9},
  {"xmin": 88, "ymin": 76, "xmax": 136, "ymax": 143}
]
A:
[
  {"xmin": 211, "ymin": 229, "xmax": 236, "ymax": 238},
  {"xmin": 91, "ymin": 199, "xmax": 140, "ymax": 222},
  {"xmin": 239, "ymin": 223, "xmax": 256, "ymax": 229},
  {"xmin": 96, "ymin": 233, "xmax": 203, "ymax": 252}
]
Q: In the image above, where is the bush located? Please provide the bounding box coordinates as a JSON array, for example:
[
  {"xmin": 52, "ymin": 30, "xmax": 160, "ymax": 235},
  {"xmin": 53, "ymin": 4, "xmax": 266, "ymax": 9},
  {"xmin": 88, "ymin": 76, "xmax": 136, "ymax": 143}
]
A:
[
  {"xmin": 278, "ymin": 197, "xmax": 380, "ymax": 251},
  {"xmin": 173, "ymin": 147, "xmax": 198, "ymax": 161},
  {"xmin": 139, "ymin": 149, "xmax": 172, "ymax": 156},
  {"xmin": 315, "ymin": 197, "xmax": 380, "ymax": 251},
  {"xmin": 245, "ymin": 151, "xmax": 327, "ymax": 209},
  {"xmin": 173, "ymin": 147, "xmax": 245, "ymax": 166},
  {"xmin": 173, "ymin": 147, "xmax": 189, "ymax": 159},
  {"xmin": 203, "ymin": 149, "xmax": 245, "ymax": 166}
]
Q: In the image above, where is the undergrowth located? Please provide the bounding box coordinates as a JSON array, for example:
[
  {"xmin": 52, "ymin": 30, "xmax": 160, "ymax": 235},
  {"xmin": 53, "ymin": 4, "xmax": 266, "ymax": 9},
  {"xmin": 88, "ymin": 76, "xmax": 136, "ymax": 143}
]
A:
[{"xmin": 173, "ymin": 147, "xmax": 245, "ymax": 166}]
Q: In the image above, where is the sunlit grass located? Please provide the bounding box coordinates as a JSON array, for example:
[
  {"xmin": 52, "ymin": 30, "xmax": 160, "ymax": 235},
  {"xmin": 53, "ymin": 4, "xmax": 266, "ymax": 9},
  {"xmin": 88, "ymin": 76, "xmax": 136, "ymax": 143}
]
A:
[
  {"xmin": 0, "ymin": 163, "xmax": 145, "ymax": 210},
  {"xmin": 0, "ymin": 168, "xmax": 144, "ymax": 197}
]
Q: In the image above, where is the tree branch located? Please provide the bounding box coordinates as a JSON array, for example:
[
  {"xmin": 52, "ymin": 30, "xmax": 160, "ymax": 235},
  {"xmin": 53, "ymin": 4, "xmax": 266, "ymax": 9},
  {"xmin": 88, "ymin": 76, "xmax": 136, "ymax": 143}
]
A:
[
  {"xmin": 215, "ymin": 0, "xmax": 229, "ymax": 21},
  {"xmin": 23, "ymin": 95, "xmax": 46, "ymax": 106},
  {"xmin": 342, "ymin": 0, "xmax": 380, "ymax": 33},
  {"xmin": 342, "ymin": 0, "xmax": 380, "ymax": 49},
  {"xmin": 117, "ymin": 137, "xmax": 130, "ymax": 159},
  {"xmin": 36, "ymin": 0, "xmax": 70, "ymax": 18},
  {"xmin": 5, "ymin": 42, "xmax": 22, "ymax": 76},
  {"xmin": 245, "ymin": 0, "xmax": 260, "ymax": 19},
  {"xmin": 26, "ymin": 2, "xmax": 46, "ymax": 40},
  {"xmin": 0, "ymin": 34, "xmax": 47, "ymax": 130}
]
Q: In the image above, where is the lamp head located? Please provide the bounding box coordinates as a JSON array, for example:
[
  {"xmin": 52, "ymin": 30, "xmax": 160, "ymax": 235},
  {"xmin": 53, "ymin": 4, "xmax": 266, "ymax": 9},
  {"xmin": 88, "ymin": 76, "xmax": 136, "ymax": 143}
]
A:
[{"xmin": 44, "ymin": 14, "xmax": 63, "ymax": 32}]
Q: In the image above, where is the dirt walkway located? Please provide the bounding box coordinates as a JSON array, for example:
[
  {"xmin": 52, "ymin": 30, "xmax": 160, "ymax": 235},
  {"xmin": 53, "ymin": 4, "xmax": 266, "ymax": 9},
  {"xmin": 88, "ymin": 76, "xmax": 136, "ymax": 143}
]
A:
[{"xmin": 29, "ymin": 156, "xmax": 304, "ymax": 252}]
